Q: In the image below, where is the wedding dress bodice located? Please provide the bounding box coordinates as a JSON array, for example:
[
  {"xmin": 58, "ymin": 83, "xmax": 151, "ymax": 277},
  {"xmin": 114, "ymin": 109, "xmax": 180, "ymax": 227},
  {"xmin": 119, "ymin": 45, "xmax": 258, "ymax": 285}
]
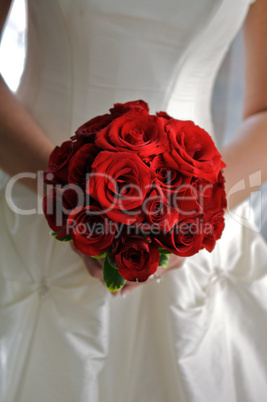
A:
[{"xmin": 19, "ymin": 0, "xmax": 252, "ymax": 144}]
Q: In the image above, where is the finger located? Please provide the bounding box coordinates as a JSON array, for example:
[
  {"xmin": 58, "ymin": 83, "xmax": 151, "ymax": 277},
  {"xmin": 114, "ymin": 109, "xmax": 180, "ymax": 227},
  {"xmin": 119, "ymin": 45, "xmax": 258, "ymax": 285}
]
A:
[
  {"xmin": 69, "ymin": 243, "xmax": 107, "ymax": 286},
  {"xmin": 167, "ymin": 256, "xmax": 185, "ymax": 271},
  {"xmin": 121, "ymin": 278, "xmax": 149, "ymax": 296},
  {"xmin": 86, "ymin": 264, "xmax": 104, "ymax": 280},
  {"xmin": 96, "ymin": 258, "xmax": 105, "ymax": 268},
  {"xmin": 120, "ymin": 283, "xmax": 139, "ymax": 296},
  {"xmin": 110, "ymin": 289, "xmax": 121, "ymax": 297},
  {"xmin": 70, "ymin": 241, "xmax": 78, "ymax": 254}
]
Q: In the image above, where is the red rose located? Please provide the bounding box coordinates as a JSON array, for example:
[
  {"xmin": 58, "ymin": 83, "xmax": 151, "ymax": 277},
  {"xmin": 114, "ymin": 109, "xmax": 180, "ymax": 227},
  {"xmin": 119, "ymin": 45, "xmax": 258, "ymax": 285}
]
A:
[
  {"xmin": 71, "ymin": 100, "xmax": 149, "ymax": 148},
  {"xmin": 72, "ymin": 114, "xmax": 115, "ymax": 147},
  {"xmin": 44, "ymin": 140, "xmax": 74, "ymax": 185},
  {"xmin": 155, "ymin": 218, "xmax": 203, "ymax": 257},
  {"xmin": 143, "ymin": 188, "xmax": 178, "ymax": 233},
  {"xmin": 88, "ymin": 151, "xmax": 156, "ymax": 225},
  {"xmin": 43, "ymin": 187, "xmax": 78, "ymax": 238},
  {"xmin": 68, "ymin": 144, "xmax": 99, "ymax": 189},
  {"xmin": 163, "ymin": 120, "xmax": 225, "ymax": 182},
  {"xmin": 202, "ymin": 212, "xmax": 225, "ymax": 252},
  {"xmin": 95, "ymin": 115, "xmax": 167, "ymax": 158},
  {"xmin": 203, "ymin": 171, "xmax": 227, "ymax": 220},
  {"xmin": 156, "ymin": 110, "xmax": 173, "ymax": 120},
  {"xmin": 150, "ymin": 154, "xmax": 189, "ymax": 196},
  {"xmin": 172, "ymin": 182, "xmax": 201, "ymax": 219},
  {"xmin": 68, "ymin": 204, "xmax": 116, "ymax": 256},
  {"xmin": 109, "ymin": 100, "xmax": 149, "ymax": 116},
  {"xmin": 172, "ymin": 178, "xmax": 213, "ymax": 219},
  {"xmin": 110, "ymin": 235, "xmax": 159, "ymax": 281},
  {"xmin": 174, "ymin": 172, "xmax": 226, "ymax": 220}
]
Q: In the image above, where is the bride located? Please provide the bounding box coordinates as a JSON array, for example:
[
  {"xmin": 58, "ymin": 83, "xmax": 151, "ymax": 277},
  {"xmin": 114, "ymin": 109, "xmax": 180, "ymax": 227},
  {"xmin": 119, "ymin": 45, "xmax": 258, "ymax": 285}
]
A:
[{"xmin": 0, "ymin": 0, "xmax": 267, "ymax": 401}]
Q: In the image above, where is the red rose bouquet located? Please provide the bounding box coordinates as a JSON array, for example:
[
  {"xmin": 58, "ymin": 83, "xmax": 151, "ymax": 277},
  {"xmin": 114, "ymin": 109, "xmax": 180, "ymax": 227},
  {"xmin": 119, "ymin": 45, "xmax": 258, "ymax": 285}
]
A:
[{"xmin": 43, "ymin": 100, "xmax": 227, "ymax": 292}]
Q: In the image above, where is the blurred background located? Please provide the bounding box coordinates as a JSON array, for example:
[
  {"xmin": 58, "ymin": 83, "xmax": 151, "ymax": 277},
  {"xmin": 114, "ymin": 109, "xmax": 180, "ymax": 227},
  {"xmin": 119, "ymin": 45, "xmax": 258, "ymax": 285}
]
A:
[
  {"xmin": 0, "ymin": 0, "xmax": 26, "ymax": 92},
  {"xmin": 1, "ymin": 0, "xmax": 266, "ymax": 239}
]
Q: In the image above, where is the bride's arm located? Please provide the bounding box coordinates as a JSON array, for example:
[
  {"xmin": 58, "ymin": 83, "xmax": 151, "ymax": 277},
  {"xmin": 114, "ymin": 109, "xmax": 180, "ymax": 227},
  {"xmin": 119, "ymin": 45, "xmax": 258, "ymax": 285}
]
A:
[
  {"xmin": 0, "ymin": 0, "xmax": 54, "ymax": 192},
  {"xmin": 221, "ymin": 0, "xmax": 267, "ymax": 209},
  {"xmin": 0, "ymin": 1, "xmax": 106, "ymax": 283}
]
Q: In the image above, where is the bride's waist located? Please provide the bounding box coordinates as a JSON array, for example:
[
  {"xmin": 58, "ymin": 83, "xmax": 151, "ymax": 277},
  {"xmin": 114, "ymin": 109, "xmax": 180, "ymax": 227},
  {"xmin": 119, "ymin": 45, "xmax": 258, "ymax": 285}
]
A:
[{"xmin": 17, "ymin": 77, "xmax": 214, "ymax": 146}]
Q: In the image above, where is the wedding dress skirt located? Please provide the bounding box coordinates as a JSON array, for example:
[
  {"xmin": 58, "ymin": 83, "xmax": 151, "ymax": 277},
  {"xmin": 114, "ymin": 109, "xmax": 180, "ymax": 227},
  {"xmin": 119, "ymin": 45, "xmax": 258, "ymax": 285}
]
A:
[{"xmin": 1, "ymin": 0, "xmax": 267, "ymax": 401}]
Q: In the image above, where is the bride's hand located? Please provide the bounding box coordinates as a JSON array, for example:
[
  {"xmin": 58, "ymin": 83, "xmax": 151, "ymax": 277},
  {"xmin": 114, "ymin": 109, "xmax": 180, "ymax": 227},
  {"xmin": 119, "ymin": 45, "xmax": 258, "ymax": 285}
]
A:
[
  {"xmin": 70, "ymin": 242, "xmax": 105, "ymax": 282},
  {"xmin": 71, "ymin": 242, "xmax": 185, "ymax": 296}
]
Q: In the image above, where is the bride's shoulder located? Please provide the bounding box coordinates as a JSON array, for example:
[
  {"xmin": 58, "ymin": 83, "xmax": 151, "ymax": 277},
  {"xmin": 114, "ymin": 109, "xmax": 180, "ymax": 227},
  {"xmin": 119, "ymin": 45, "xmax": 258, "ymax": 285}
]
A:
[{"xmin": 242, "ymin": 0, "xmax": 267, "ymax": 119}]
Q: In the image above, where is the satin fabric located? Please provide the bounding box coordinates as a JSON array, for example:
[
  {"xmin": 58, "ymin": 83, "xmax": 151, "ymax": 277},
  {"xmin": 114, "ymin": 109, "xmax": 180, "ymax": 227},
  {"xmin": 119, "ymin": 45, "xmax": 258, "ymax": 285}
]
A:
[{"xmin": 1, "ymin": 0, "xmax": 267, "ymax": 401}]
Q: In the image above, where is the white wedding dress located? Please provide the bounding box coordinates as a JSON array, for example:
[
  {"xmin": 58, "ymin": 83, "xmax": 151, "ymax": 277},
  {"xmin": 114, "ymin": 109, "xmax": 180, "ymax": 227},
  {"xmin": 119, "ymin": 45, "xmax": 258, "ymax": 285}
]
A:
[{"xmin": 1, "ymin": 0, "xmax": 267, "ymax": 401}]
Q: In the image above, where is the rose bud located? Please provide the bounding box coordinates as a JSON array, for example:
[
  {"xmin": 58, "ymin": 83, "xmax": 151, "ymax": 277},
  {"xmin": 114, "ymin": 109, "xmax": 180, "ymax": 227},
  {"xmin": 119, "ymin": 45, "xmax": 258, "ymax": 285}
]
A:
[{"xmin": 110, "ymin": 235, "xmax": 160, "ymax": 282}]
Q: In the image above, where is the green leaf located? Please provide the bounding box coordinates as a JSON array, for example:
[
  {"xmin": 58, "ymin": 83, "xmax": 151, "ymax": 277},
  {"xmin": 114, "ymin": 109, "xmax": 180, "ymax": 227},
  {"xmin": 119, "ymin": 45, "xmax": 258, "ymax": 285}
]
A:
[
  {"xmin": 90, "ymin": 251, "xmax": 107, "ymax": 259},
  {"xmin": 50, "ymin": 230, "xmax": 72, "ymax": 242},
  {"xmin": 103, "ymin": 256, "xmax": 126, "ymax": 293},
  {"xmin": 158, "ymin": 252, "xmax": 171, "ymax": 268},
  {"xmin": 107, "ymin": 252, "xmax": 118, "ymax": 269},
  {"xmin": 158, "ymin": 247, "xmax": 172, "ymax": 255}
]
